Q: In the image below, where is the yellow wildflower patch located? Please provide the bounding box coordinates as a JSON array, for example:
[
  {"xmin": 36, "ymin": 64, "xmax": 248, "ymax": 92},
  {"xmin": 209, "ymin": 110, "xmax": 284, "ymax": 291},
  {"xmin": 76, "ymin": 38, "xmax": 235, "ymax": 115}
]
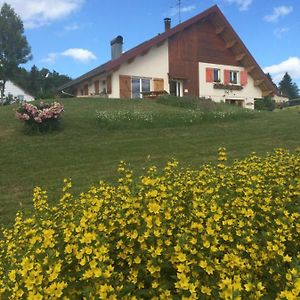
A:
[{"xmin": 0, "ymin": 148, "xmax": 299, "ymax": 299}]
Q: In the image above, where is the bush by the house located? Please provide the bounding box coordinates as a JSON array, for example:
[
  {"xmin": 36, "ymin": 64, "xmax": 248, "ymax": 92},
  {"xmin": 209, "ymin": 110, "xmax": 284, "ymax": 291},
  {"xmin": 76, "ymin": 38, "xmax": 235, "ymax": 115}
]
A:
[
  {"xmin": 0, "ymin": 148, "xmax": 299, "ymax": 299},
  {"xmin": 16, "ymin": 101, "xmax": 64, "ymax": 132},
  {"xmin": 254, "ymin": 96, "xmax": 276, "ymax": 111}
]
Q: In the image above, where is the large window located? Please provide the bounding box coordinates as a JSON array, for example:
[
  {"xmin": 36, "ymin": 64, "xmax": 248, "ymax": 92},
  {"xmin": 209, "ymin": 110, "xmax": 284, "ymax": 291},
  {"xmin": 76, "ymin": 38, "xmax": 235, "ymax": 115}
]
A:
[
  {"xmin": 131, "ymin": 78, "xmax": 151, "ymax": 98},
  {"xmin": 229, "ymin": 71, "xmax": 239, "ymax": 84}
]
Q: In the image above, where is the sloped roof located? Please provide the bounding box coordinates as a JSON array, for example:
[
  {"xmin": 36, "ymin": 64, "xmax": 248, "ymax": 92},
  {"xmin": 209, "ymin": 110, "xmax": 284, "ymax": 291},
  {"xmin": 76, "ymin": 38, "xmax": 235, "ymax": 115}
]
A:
[{"xmin": 58, "ymin": 5, "xmax": 277, "ymax": 96}]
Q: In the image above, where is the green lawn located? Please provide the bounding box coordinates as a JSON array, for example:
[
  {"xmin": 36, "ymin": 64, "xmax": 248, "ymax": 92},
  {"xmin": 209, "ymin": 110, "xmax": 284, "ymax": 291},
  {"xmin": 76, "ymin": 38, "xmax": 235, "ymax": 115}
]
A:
[{"xmin": 1, "ymin": 98, "xmax": 300, "ymax": 225}]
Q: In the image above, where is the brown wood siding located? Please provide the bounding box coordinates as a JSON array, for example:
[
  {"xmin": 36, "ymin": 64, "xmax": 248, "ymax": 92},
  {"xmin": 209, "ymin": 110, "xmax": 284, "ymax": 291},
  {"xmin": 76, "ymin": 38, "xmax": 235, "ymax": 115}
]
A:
[
  {"xmin": 168, "ymin": 20, "xmax": 240, "ymax": 97},
  {"xmin": 119, "ymin": 75, "xmax": 131, "ymax": 98},
  {"xmin": 107, "ymin": 75, "xmax": 112, "ymax": 94},
  {"xmin": 94, "ymin": 80, "xmax": 99, "ymax": 94},
  {"xmin": 153, "ymin": 78, "xmax": 164, "ymax": 91}
]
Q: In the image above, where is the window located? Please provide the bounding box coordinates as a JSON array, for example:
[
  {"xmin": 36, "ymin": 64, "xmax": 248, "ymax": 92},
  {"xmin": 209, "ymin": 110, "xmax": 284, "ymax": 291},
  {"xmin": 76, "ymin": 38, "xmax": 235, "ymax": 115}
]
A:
[
  {"xmin": 229, "ymin": 71, "xmax": 239, "ymax": 84},
  {"xmin": 131, "ymin": 78, "xmax": 151, "ymax": 98},
  {"xmin": 213, "ymin": 69, "xmax": 221, "ymax": 82},
  {"xmin": 170, "ymin": 80, "xmax": 182, "ymax": 97}
]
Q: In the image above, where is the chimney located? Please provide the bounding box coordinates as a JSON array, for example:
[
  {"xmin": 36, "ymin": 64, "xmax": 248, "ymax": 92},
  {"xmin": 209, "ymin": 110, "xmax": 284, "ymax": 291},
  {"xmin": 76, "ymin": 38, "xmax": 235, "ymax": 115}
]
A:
[
  {"xmin": 110, "ymin": 35, "xmax": 123, "ymax": 60},
  {"xmin": 164, "ymin": 18, "xmax": 171, "ymax": 31}
]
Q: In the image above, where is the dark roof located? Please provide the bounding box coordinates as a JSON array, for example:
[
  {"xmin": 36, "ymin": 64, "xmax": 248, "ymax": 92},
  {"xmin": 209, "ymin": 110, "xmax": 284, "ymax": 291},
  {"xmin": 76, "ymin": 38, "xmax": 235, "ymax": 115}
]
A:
[{"xmin": 58, "ymin": 5, "xmax": 277, "ymax": 96}]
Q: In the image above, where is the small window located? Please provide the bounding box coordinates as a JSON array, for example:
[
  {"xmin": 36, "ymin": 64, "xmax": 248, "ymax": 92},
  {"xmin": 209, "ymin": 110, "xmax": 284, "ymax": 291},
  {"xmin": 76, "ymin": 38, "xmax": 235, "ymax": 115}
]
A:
[
  {"xmin": 229, "ymin": 71, "xmax": 239, "ymax": 84},
  {"xmin": 213, "ymin": 69, "xmax": 221, "ymax": 82},
  {"xmin": 142, "ymin": 79, "xmax": 150, "ymax": 93},
  {"xmin": 17, "ymin": 95, "xmax": 24, "ymax": 101}
]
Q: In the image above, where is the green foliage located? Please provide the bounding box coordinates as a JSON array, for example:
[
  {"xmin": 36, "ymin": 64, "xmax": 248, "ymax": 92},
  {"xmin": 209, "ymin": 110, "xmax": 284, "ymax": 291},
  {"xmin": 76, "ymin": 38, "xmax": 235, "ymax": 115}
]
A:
[
  {"xmin": 254, "ymin": 96, "xmax": 276, "ymax": 111},
  {"xmin": 0, "ymin": 149, "xmax": 300, "ymax": 298},
  {"xmin": 156, "ymin": 95, "xmax": 223, "ymax": 111},
  {"xmin": 1, "ymin": 98, "xmax": 300, "ymax": 226},
  {"xmin": 0, "ymin": 3, "xmax": 31, "ymax": 100},
  {"xmin": 15, "ymin": 101, "xmax": 64, "ymax": 133},
  {"xmin": 11, "ymin": 66, "xmax": 71, "ymax": 99},
  {"xmin": 278, "ymin": 72, "xmax": 300, "ymax": 100}
]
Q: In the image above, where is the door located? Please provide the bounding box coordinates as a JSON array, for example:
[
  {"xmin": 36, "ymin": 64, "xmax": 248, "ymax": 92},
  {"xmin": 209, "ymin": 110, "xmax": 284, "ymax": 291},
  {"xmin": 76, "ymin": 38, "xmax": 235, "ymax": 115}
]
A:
[{"xmin": 169, "ymin": 80, "xmax": 182, "ymax": 97}]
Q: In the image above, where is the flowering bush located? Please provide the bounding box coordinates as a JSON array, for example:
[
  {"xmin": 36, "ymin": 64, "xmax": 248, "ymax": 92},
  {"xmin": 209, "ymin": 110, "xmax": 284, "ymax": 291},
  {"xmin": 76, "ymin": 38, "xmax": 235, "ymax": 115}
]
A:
[
  {"xmin": 16, "ymin": 101, "xmax": 64, "ymax": 132},
  {"xmin": 0, "ymin": 148, "xmax": 300, "ymax": 299}
]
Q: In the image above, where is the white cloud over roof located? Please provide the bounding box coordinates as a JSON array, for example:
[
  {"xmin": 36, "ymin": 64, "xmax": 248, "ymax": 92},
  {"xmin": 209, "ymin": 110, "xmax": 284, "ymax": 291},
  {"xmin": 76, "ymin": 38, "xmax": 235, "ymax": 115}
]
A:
[
  {"xmin": 264, "ymin": 6, "xmax": 293, "ymax": 23},
  {"xmin": 62, "ymin": 48, "xmax": 96, "ymax": 63},
  {"xmin": 263, "ymin": 57, "xmax": 300, "ymax": 83},
  {"xmin": 224, "ymin": 0, "xmax": 253, "ymax": 11},
  {"xmin": 0, "ymin": 0, "xmax": 84, "ymax": 28},
  {"xmin": 42, "ymin": 48, "xmax": 96, "ymax": 64}
]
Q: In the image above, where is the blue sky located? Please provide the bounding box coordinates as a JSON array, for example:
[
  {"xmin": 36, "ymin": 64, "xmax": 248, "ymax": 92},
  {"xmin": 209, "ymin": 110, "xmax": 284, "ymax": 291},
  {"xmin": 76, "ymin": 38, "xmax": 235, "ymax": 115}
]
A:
[{"xmin": 1, "ymin": 0, "xmax": 300, "ymax": 86}]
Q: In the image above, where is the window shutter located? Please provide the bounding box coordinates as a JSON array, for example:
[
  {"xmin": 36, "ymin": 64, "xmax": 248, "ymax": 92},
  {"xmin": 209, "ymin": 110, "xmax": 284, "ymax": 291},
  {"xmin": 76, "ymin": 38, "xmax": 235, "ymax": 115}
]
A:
[
  {"xmin": 240, "ymin": 71, "xmax": 248, "ymax": 86},
  {"xmin": 224, "ymin": 70, "xmax": 230, "ymax": 85},
  {"xmin": 94, "ymin": 80, "xmax": 100, "ymax": 94},
  {"xmin": 107, "ymin": 75, "xmax": 112, "ymax": 94},
  {"xmin": 84, "ymin": 84, "xmax": 89, "ymax": 95},
  {"xmin": 119, "ymin": 75, "xmax": 131, "ymax": 98},
  {"xmin": 153, "ymin": 78, "xmax": 164, "ymax": 91},
  {"xmin": 206, "ymin": 68, "xmax": 213, "ymax": 83}
]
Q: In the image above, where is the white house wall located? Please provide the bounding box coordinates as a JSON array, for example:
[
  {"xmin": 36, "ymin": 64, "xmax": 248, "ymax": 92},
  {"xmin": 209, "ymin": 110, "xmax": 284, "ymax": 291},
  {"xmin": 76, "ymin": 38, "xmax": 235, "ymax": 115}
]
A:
[
  {"xmin": 199, "ymin": 62, "xmax": 263, "ymax": 109},
  {"xmin": 110, "ymin": 41, "xmax": 169, "ymax": 98},
  {"xmin": 4, "ymin": 81, "xmax": 34, "ymax": 101}
]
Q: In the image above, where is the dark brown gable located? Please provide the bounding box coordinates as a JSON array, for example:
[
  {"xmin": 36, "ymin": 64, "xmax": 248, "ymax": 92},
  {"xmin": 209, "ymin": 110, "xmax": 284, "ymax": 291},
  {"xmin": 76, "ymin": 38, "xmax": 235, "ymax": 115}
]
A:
[{"xmin": 169, "ymin": 20, "xmax": 239, "ymax": 97}]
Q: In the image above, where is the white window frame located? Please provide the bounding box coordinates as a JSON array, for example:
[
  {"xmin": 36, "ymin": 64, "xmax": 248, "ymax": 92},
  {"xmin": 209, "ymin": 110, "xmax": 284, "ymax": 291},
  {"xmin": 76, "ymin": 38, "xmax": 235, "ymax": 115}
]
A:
[
  {"xmin": 131, "ymin": 77, "xmax": 151, "ymax": 99},
  {"xmin": 213, "ymin": 68, "xmax": 221, "ymax": 82},
  {"xmin": 229, "ymin": 70, "xmax": 239, "ymax": 85}
]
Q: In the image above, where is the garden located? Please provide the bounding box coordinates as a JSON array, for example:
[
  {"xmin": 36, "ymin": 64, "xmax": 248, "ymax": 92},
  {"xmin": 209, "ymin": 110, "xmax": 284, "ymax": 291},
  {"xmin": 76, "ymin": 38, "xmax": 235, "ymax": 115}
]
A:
[
  {"xmin": 0, "ymin": 97, "xmax": 299, "ymax": 299},
  {"xmin": 0, "ymin": 148, "xmax": 299, "ymax": 299}
]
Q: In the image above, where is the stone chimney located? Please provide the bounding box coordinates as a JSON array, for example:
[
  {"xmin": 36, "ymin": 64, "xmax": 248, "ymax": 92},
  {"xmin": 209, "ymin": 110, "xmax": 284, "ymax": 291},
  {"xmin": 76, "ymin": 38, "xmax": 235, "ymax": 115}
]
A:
[
  {"xmin": 110, "ymin": 35, "xmax": 123, "ymax": 60},
  {"xmin": 164, "ymin": 18, "xmax": 171, "ymax": 31}
]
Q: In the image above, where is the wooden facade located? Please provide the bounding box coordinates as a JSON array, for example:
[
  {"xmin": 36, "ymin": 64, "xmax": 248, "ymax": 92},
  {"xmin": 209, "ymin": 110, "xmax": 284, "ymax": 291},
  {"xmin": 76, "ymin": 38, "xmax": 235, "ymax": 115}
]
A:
[{"xmin": 168, "ymin": 20, "xmax": 240, "ymax": 97}]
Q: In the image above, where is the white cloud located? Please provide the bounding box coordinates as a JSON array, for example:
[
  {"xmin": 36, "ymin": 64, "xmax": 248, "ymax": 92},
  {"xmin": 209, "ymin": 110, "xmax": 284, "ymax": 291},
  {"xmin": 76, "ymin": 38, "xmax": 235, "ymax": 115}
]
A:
[
  {"xmin": 224, "ymin": 0, "xmax": 253, "ymax": 11},
  {"xmin": 41, "ymin": 53, "xmax": 60, "ymax": 64},
  {"xmin": 0, "ymin": 0, "xmax": 84, "ymax": 28},
  {"xmin": 62, "ymin": 48, "xmax": 97, "ymax": 63},
  {"xmin": 169, "ymin": 5, "xmax": 196, "ymax": 17},
  {"xmin": 273, "ymin": 27, "xmax": 290, "ymax": 38},
  {"xmin": 42, "ymin": 48, "xmax": 96, "ymax": 64},
  {"xmin": 264, "ymin": 6, "xmax": 293, "ymax": 23},
  {"xmin": 64, "ymin": 24, "xmax": 79, "ymax": 31},
  {"xmin": 263, "ymin": 57, "xmax": 300, "ymax": 83}
]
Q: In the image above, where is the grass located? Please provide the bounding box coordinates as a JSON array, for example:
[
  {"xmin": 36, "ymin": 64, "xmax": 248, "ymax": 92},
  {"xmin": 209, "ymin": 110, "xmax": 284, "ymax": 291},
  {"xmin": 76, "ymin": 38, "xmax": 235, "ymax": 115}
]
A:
[{"xmin": 1, "ymin": 97, "xmax": 300, "ymax": 226}]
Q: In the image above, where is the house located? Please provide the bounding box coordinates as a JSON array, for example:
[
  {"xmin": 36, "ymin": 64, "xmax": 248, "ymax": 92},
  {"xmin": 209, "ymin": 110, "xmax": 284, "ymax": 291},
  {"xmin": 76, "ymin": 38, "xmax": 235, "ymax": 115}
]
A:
[
  {"xmin": 58, "ymin": 5, "xmax": 281, "ymax": 109},
  {"xmin": 3, "ymin": 80, "xmax": 34, "ymax": 102}
]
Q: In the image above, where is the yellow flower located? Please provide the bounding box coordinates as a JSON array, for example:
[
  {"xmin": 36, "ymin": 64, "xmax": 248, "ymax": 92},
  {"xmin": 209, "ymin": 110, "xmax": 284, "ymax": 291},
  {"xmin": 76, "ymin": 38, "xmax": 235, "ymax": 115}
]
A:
[{"xmin": 148, "ymin": 202, "xmax": 161, "ymax": 214}]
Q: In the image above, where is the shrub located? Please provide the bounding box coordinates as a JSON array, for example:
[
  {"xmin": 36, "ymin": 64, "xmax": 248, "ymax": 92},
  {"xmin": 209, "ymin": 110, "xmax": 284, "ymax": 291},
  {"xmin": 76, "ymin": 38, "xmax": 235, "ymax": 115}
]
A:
[
  {"xmin": 0, "ymin": 148, "xmax": 300, "ymax": 299},
  {"xmin": 16, "ymin": 101, "xmax": 64, "ymax": 132},
  {"xmin": 254, "ymin": 97, "xmax": 276, "ymax": 111}
]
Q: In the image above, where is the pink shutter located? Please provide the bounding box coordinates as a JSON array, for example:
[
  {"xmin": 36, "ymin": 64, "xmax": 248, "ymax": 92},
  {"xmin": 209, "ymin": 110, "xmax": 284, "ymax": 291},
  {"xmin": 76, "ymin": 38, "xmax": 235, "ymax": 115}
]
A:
[
  {"xmin": 240, "ymin": 70, "xmax": 248, "ymax": 86},
  {"xmin": 206, "ymin": 68, "xmax": 213, "ymax": 83},
  {"xmin": 224, "ymin": 70, "xmax": 230, "ymax": 85}
]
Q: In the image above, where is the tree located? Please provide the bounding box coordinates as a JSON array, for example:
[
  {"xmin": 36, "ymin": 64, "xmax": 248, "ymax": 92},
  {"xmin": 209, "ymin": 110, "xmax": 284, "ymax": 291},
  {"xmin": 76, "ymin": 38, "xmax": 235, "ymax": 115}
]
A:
[
  {"xmin": 278, "ymin": 72, "xmax": 299, "ymax": 99},
  {"xmin": 265, "ymin": 73, "xmax": 278, "ymax": 90},
  {"xmin": 28, "ymin": 65, "xmax": 39, "ymax": 96},
  {"xmin": 0, "ymin": 3, "xmax": 32, "ymax": 101}
]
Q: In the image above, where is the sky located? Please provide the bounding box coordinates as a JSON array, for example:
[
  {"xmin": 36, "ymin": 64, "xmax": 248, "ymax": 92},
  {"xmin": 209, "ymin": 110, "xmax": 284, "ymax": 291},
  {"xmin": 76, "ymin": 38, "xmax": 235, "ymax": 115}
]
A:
[{"xmin": 1, "ymin": 0, "xmax": 300, "ymax": 87}]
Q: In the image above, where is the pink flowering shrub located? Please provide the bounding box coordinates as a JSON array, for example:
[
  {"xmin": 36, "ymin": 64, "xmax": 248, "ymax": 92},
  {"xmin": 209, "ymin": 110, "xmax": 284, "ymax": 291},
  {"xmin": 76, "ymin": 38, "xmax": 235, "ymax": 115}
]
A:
[{"xmin": 16, "ymin": 101, "xmax": 64, "ymax": 132}]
